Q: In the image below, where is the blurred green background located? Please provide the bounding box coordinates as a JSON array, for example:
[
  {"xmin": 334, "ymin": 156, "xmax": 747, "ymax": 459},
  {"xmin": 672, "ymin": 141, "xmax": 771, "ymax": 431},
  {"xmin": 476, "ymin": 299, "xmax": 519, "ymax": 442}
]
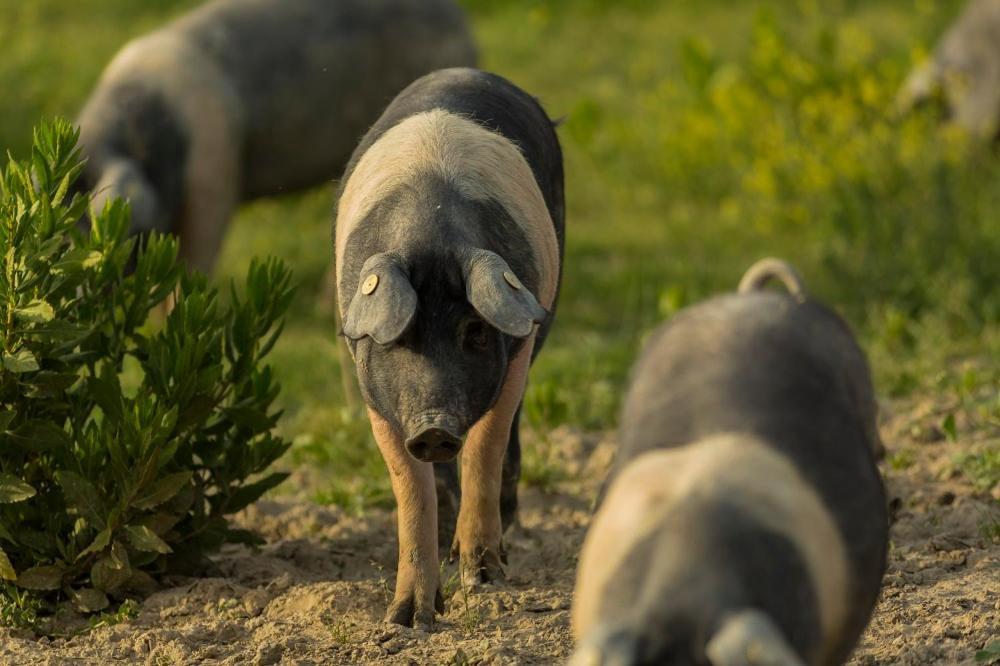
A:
[{"xmin": 1, "ymin": 0, "xmax": 997, "ymax": 508}]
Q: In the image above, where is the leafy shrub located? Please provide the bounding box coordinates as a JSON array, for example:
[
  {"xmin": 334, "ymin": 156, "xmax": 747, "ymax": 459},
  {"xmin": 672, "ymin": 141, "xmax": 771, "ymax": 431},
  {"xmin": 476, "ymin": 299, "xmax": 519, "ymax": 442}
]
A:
[{"xmin": 0, "ymin": 120, "xmax": 293, "ymax": 615}]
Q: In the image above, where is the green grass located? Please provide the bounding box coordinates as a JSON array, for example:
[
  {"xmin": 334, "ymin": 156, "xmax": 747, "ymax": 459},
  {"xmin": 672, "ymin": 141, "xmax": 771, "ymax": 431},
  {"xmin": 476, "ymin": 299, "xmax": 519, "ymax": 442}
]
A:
[{"xmin": 1, "ymin": 0, "xmax": 998, "ymax": 509}]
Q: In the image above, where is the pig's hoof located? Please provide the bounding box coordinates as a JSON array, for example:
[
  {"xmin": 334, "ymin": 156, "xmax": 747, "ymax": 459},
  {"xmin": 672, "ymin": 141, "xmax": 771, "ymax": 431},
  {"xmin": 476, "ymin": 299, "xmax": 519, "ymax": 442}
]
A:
[
  {"xmin": 385, "ymin": 589, "xmax": 444, "ymax": 632},
  {"xmin": 456, "ymin": 545, "xmax": 505, "ymax": 588}
]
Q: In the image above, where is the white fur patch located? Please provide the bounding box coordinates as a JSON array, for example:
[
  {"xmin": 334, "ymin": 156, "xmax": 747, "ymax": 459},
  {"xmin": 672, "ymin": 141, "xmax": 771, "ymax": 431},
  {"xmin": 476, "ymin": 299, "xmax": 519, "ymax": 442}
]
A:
[
  {"xmin": 572, "ymin": 434, "xmax": 849, "ymax": 663},
  {"xmin": 335, "ymin": 109, "xmax": 559, "ymax": 311}
]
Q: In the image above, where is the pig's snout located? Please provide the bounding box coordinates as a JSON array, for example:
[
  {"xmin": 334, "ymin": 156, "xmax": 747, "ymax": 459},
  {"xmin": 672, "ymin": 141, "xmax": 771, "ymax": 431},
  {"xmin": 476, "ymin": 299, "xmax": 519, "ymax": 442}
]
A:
[
  {"xmin": 405, "ymin": 416, "xmax": 463, "ymax": 462},
  {"xmin": 568, "ymin": 628, "xmax": 640, "ymax": 666}
]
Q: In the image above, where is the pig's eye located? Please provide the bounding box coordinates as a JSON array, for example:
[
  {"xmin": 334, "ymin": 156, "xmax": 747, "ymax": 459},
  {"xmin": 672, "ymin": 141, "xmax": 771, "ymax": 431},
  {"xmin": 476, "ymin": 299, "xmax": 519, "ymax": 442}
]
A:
[{"xmin": 463, "ymin": 320, "xmax": 490, "ymax": 351}]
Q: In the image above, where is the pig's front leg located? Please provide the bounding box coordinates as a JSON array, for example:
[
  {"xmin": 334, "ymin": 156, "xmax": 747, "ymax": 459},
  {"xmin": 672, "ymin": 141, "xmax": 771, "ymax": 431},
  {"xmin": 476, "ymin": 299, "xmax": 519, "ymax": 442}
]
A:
[
  {"xmin": 369, "ymin": 408, "xmax": 442, "ymax": 630},
  {"xmin": 452, "ymin": 337, "xmax": 536, "ymax": 588}
]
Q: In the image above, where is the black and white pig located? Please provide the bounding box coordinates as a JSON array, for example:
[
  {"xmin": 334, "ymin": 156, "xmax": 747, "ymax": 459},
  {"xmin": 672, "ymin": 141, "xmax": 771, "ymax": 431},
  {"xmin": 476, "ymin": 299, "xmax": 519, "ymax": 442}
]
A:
[
  {"xmin": 898, "ymin": 0, "xmax": 1000, "ymax": 138},
  {"xmin": 75, "ymin": 0, "xmax": 476, "ymax": 272},
  {"xmin": 570, "ymin": 258, "xmax": 888, "ymax": 666},
  {"xmin": 334, "ymin": 68, "xmax": 564, "ymax": 630}
]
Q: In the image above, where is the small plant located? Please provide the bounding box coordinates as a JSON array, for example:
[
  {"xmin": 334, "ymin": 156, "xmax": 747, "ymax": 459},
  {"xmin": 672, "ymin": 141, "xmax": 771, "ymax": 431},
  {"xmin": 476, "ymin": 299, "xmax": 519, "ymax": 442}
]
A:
[
  {"xmin": 887, "ymin": 449, "xmax": 917, "ymax": 471},
  {"xmin": 0, "ymin": 582, "xmax": 40, "ymax": 630},
  {"xmin": 326, "ymin": 617, "xmax": 353, "ymax": 644},
  {"xmin": 956, "ymin": 449, "xmax": 1000, "ymax": 493},
  {"xmin": 941, "ymin": 413, "xmax": 958, "ymax": 442},
  {"xmin": 87, "ymin": 598, "xmax": 138, "ymax": 631},
  {"xmin": 455, "ymin": 562, "xmax": 482, "ymax": 635},
  {"xmin": 521, "ymin": 437, "xmax": 569, "ymax": 491},
  {"xmin": 979, "ymin": 515, "xmax": 1000, "ymax": 545},
  {"xmin": 0, "ymin": 120, "xmax": 294, "ymax": 620},
  {"xmin": 369, "ymin": 560, "xmax": 390, "ymax": 606},
  {"xmin": 976, "ymin": 639, "xmax": 1000, "ymax": 664}
]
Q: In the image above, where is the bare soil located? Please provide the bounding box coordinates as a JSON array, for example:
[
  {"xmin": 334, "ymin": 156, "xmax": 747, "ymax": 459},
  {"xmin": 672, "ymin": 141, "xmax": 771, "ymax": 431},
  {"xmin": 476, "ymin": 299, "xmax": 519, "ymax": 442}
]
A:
[{"xmin": 0, "ymin": 404, "xmax": 996, "ymax": 665}]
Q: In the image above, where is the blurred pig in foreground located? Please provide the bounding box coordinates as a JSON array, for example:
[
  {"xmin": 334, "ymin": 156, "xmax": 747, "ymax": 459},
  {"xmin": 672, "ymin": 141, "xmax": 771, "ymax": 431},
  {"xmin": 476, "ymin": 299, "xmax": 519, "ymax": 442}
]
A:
[
  {"xmin": 76, "ymin": 0, "xmax": 476, "ymax": 272},
  {"xmin": 899, "ymin": 0, "xmax": 1000, "ymax": 138},
  {"xmin": 335, "ymin": 68, "xmax": 564, "ymax": 630},
  {"xmin": 571, "ymin": 258, "xmax": 888, "ymax": 666}
]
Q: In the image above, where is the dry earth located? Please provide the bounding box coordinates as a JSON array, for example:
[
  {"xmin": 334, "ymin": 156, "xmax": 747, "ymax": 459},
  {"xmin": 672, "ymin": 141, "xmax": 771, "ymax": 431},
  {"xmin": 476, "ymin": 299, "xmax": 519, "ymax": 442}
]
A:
[{"xmin": 0, "ymin": 401, "xmax": 996, "ymax": 665}]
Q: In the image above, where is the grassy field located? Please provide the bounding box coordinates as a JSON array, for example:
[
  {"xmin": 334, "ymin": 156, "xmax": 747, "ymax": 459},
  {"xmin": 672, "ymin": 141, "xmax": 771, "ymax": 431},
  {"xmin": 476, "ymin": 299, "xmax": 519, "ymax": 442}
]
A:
[{"xmin": 0, "ymin": 0, "xmax": 996, "ymax": 510}]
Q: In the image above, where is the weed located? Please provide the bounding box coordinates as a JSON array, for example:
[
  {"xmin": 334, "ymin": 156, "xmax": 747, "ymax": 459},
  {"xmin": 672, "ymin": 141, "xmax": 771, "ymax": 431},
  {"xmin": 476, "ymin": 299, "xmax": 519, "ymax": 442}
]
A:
[
  {"xmin": 888, "ymin": 449, "xmax": 917, "ymax": 471},
  {"xmin": 976, "ymin": 639, "xmax": 1000, "ymax": 663},
  {"xmin": 87, "ymin": 599, "xmax": 138, "ymax": 632},
  {"xmin": 956, "ymin": 449, "xmax": 1000, "ymax": 493},
  {"xmin": 370, "ymin": 560, "xmax": 391, "ymax": 607},
  {"xmin": 978, "ymin": 513, "xmax": 1000, "ymax": 545},
  {"xmin": 0, "ymin": 582, "xmax": 41, "ymax": 631},
  {"xmin": 326, "ymin": 618, "xmax": 353, "ymax": 644},
  {"xmin": 451, "ymin": 558, "xmax": 484, "ymax": 635}
]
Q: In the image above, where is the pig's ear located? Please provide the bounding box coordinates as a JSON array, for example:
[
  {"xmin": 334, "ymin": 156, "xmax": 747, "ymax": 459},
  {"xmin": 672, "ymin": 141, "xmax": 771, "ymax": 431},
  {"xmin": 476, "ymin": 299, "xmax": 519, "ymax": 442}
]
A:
[
  {"xmin": 463, "ymin": 249, "xmax": 547, "ymax": 338},
  {"xmin": 343, "ymin": 253, "xmax": 417, "ymax": 345}
]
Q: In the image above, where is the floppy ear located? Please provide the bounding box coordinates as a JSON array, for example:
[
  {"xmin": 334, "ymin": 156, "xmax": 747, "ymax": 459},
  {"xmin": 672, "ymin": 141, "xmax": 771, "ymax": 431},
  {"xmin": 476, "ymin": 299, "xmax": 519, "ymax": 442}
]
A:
[
  {"xmin": 342, "ymin": 253, "xmax": 417, "ymax": 345},
  {"xmin": 463, "ymin": 248, "xmax": 547, "ymax": 338}
]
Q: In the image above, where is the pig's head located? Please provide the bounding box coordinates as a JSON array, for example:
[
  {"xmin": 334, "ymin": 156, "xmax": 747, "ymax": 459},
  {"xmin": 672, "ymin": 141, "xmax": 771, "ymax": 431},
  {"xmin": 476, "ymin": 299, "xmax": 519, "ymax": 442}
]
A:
[
  {"xmin": 82, "ymin": 157, "xmax": 168, "ymax": 238},
  {"xmin": 342, "ymin": 246, "xmax": 545, "ymax": 463}
]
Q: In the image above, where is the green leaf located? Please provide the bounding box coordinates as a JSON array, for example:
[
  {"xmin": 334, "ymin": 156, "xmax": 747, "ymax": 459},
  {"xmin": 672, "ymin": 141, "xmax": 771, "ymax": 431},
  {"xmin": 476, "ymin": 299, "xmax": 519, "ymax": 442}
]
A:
[
  {"xmin": 17, "ymin": 564, "xmax": 64, "ymax": 590},
  {"xmin": 941, "ymin": 413, "xmax": 957, "ymax": 442},
  {"xmin": 91, "ymin": 555, "xmax": 130, "ymax": 593},
  {"xmin": 13, "ymin": 299, "xmax": 55, "ymax": 323},
  {"xmin": 132, "ymin": 471, "xmax": 193, "ymax": 511},
  {"xmin": 7, "ymin": 421, "xmax": 70, "ymax": 452},
  {"xmin": 0, "ymin": 473, "xmax": 37, "ymax": 503},
  {"xmin": 976, "ymin": 640, "xmax": 1000, "ymax": 662},
  {"xmin": 78, "ymin": 527, "xmax": 112, "ymax": 560},
  {"xmin": 69, "ymin": 587, "xmax": 110, "ymax": 613},
  {"xmin": 55, "ymin": 471, "xmax": 106, "ymax": 528},
  {"xmin": 110, "ymin": 541, "xmax": 129, "ymax": 571},
  {"xmin": 0, "ymin": 410, "xmax": 14, "ymax": 432},
  {"xmin": 125, "ymin": 525, "xmax": 172, "ymax": 554},
  {"xmin": 85, "ymin": 373, "xmax": 123, "ymax": 422},
  {"xmin": 222, "ymin": 405, "xmax": 278, "ymax": 432},
  {"xmin": 2, "ymin": 350, "xmax": 39, "ymax": 373},
  {"xmin": 0, "ymin": 547, "xmax": 15, "ymax": 580},
  {"xmin": 82, "ymin": 250, "xmax": 103, "ymax": 268},
  {"xmin": 224, "ymin": 472, "xmax": 289, "ymax": 513}
]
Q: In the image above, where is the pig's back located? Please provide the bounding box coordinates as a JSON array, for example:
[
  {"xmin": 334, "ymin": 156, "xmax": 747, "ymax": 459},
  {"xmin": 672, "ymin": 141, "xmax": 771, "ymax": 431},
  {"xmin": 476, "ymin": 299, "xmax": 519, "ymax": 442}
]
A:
[
  {"xmin": 174, "ymin": 0, "xmax": 477, "ymax": 198},
  {"xmin": 341, "ymin": 67, "xmax": 565, "ymax": 249},
  {"xmin": 620, "ymin": 292, "xmax": 873, "ymax": 472},
  {"xmin": 618, "ymin": 291, "xmax": 887, "ymax": 657}
]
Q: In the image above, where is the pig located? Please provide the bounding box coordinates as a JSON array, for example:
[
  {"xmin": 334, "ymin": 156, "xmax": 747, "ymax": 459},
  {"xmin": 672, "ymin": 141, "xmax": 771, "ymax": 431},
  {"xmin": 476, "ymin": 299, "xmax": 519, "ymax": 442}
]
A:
[
  {"xmin": 334, "ymin": 67, "xmax": 564, "ymax": 630},
  {"xmin": 570, "ymin": 258, "xmax": 888, "ymax": 665},
  {"xmin": 898, "ymin": 0, "xmax": 1000, "ymax": 138},
  {"xmin": 75, "ymin": 0, "xmax": 476, "ymax": 273}
]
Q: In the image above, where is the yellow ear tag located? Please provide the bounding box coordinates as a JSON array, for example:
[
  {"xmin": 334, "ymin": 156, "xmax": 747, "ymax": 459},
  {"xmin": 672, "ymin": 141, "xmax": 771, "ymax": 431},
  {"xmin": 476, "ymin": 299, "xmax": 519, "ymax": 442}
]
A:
[
  {"xmin": 361, "ymin": 274, "xmax": 379, "ymax": 295},
  {"xmin": 503, "ymin": 270, "xmax": 523, "ymax": 290}
]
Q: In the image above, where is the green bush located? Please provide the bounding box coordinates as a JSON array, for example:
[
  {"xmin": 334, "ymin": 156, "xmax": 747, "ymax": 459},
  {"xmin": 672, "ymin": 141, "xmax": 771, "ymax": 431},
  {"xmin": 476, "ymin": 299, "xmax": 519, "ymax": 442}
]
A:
[{"xmin": 0, "ymin": 120, "xmax": 294, "ymax": 615}]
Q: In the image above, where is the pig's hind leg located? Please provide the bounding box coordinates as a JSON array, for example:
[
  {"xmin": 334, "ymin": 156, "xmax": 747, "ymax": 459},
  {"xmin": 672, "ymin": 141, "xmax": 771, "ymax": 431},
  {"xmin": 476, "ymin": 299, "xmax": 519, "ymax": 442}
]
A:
[
  {"xmin": 499, "ymin": 404, "xmax": 522, "ymax": 534},
  {"xmin": 452, "ymin": 338, "xmax": 535, "ymax": 587}
]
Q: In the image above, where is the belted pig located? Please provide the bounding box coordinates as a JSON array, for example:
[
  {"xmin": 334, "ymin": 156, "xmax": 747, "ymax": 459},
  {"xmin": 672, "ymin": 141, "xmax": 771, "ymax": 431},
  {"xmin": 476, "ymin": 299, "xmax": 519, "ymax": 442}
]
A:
[
  {"xmin": 334, "ymin": 68, "xmax": 564, "ymax": 630},
  {"xmin": 570, "ymin": 258, "xmax": 888, "ymax": 666},
  {"xmin": 898, "ymin": 0, "xmax": 1000, "ymax": 138},
  {"xmin": 75, "ymin": 0, "xmax": 476, "ymax": 272}
]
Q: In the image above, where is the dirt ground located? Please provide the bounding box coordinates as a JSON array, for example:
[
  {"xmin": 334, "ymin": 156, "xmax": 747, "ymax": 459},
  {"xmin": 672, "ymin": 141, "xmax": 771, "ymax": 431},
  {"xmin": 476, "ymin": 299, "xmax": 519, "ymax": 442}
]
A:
[{"xmin": 0, "ymin": 401, "xmax": 996, "ymax": 666}]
